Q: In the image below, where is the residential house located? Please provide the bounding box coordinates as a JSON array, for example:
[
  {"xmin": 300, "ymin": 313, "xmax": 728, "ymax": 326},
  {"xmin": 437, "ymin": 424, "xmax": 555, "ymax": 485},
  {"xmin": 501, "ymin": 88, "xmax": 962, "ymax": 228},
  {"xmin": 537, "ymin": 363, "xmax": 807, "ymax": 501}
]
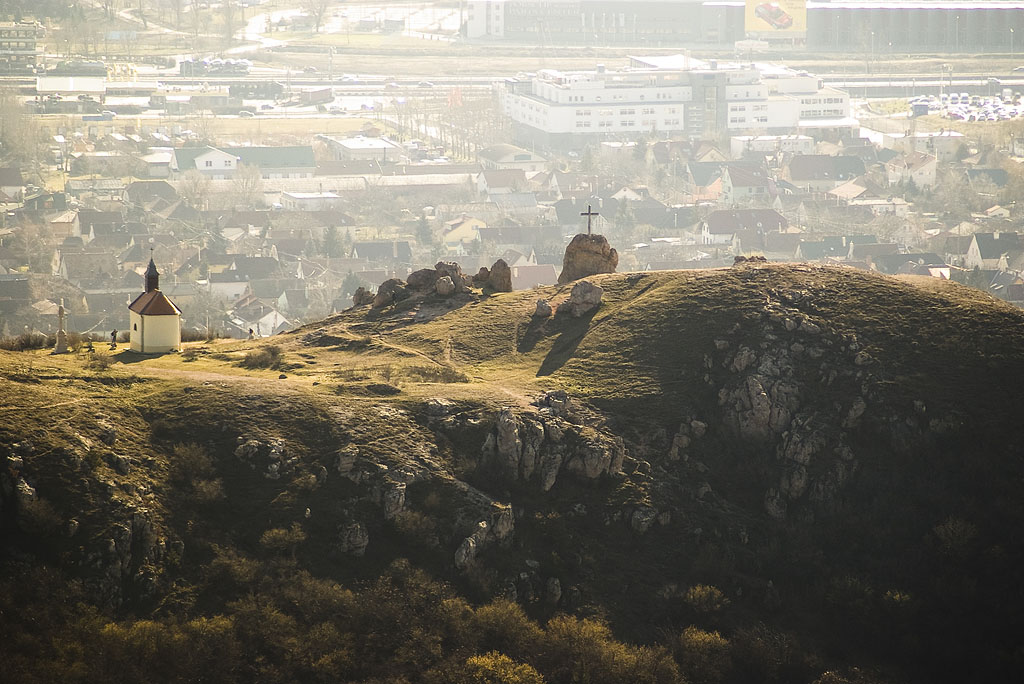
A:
[
  {"xmin": 700, "ymin": 209, "xmax": 788, "ymax": 250},
  {"xmin": 885, "ymin": 151, "xmax": 937, "ymax": 189},
  {"xmin": 280, "ymin": 192, "xmax": 344, "ymax": 211},
  {"xmin": 985, "ymin": 205, "xmax": 1011, "ymax": 219},
  {"xmin": 684, "ymin": 161, "xmax": 725, "ymax": 201},
  {"xmin": 871, "ymin": 252, "xmax": 946, "ymax": 275},
  {"xmin": 350, "ymin": 241, "xmax": 414, "ymax": 267},
  {"xmin": 140, "ymin": 150, "xmax": 173, "ymax": 178},
  {"xmin": 795, "ymin": 235, "xmax": 877, "ymax": 261},
  {"xmin": 827, "ymin": 175, "xmax": 888, "ymax": 204},
  {"xmin": 48, "ymin": 211, "xmax": 80, "ymax": 238},
  {"xmin": 783, "ymin": 155, "xmax": 866, "ymax": 194},
  {"xmin": 966, "ymin": 231, "xmax": 1022, "ymax": 270},
  {"xmin": 477, "ymin": 169, "xmax": 527, "ymax": 196},
  {"xmin": 720, "ymin": 164, "xmax": 774, "ymax": 206},
  {"xmin": 477, "ymin": 144, "xmax": 547, "ymax": 173},
  {"xmin": 172, "ymin": 145, "xmax": 316, "ymax": 179},
  {"xmin": 0, "ymin": 167, "xmax": 23, "ymax": 198},
  {"xmin": 443, "ymin": 215, "xmax": 486, "ymax": 252},
  {"xmin": 511, "ymin": 264, "xmax": 558, "ymax": 289},
  {"xmin": 124, "ymin": 180, "xmax": 179, "ymax": 207},
  {"xmin": 316, "ymin": 135, "xmax": 402, "ymax": 162}
]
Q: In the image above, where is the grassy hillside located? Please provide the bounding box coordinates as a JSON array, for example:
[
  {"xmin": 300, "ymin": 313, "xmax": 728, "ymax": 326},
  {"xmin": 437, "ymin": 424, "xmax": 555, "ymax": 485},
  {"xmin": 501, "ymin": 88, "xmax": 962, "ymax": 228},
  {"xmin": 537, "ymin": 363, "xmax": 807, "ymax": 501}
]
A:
[{"xmin": 2, "ymin": 263, "xmax": 1023, "ymax": 684}]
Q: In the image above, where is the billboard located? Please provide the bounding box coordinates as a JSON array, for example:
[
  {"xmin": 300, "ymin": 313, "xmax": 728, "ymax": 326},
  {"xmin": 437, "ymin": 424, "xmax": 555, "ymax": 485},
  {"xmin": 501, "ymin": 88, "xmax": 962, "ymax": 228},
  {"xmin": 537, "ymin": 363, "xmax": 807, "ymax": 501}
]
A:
[{"xmin": 745, "ymin": 0, "xmax": 807, "ymax": 35}]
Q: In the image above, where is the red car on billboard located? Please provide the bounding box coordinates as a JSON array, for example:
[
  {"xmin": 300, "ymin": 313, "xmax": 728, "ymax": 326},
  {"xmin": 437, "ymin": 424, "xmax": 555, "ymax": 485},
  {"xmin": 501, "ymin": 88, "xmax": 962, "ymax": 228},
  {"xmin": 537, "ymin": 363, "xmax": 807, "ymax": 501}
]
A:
[{"xmin": 756, "ymin": 3, "xmax": 794, "ymax": 30}]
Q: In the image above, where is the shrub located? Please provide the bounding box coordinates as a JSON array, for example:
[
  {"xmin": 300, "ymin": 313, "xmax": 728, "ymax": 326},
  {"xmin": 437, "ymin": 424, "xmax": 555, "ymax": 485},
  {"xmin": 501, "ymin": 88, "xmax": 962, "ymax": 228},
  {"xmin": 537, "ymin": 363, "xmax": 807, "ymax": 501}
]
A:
[
  {"xmin": 84, "ymin": 354, "xmax": 114, "ymax": 371},
  {"xmin": 401, "ymin": 365, "xmax": 470, "ymax": 383},
  {"xmin": 170, "ymin": 443, "xmax": 214, "ymax": 485},
  {"xmin": 259, "ymin": 523, "xmax": 307, "ymax": 558},
  {"xmin": 240, "ymin": 345, "xmax": 284, "ymax": 370},
  {"xmin": 0, "ymin": 332, "xmax": 51, "ymax": 351},
  {"xmin": 678, "ymin": 626, "xmax": 731, "ymax": 684},
  {"xmin": 683, "ymin": 584, "xmax": 730, "ymax": 613}
]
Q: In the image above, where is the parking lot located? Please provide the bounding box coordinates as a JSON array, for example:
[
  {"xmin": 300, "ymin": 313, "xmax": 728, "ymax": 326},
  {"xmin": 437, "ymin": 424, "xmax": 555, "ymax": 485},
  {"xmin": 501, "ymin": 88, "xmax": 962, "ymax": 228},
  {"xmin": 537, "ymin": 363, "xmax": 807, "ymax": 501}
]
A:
[{"xmin": 910, "ymin": 91, "xmax": 1024, "ymax": 121}]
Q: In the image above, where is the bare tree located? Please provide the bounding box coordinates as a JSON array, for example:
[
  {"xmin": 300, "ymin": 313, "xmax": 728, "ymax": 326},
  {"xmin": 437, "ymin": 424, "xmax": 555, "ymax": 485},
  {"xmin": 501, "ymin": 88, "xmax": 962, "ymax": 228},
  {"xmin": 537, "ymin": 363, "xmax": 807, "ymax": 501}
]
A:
[
  {"xmin": 222, "ymin": 0, "xmax": 237, "ymax": 47},
  {"xmin": 179, "ymin": 169, "xmax": 212, "ymax": 210},
  {"xmin": 232, "ymin": 163, "xmax": 264, "ymax": 208},
  {"xmin": 303, "ymin": 0, "xmax": 331, "ymax": 34}
]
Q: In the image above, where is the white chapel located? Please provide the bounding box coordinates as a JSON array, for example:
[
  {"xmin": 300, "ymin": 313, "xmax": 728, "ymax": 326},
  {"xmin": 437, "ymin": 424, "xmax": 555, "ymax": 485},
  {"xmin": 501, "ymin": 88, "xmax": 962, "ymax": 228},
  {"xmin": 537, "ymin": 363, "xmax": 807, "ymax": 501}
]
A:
[{"xmin": 128, "ymin": 258, "xmax": 181, "ymax": 353}]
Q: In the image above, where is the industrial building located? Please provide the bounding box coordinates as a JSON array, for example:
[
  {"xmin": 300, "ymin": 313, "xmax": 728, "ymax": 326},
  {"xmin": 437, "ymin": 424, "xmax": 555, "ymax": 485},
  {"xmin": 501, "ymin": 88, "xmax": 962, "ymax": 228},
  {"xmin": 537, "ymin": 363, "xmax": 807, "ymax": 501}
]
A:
[
  {"xmin": 465, "ymin": 1, "xmax": 1024, "ymax": 53},
  {"xmin": 0, "ymin": 20, "xmax": 44, "ymax": 73},
  {"xmin": 501, "ymin": 56, "xmax": 854, "ymax": 149}
]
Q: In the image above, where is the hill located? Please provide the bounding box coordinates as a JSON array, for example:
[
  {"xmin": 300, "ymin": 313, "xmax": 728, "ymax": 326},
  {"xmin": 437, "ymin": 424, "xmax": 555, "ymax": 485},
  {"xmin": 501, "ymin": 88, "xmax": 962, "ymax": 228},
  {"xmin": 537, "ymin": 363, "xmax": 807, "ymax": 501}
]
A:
[{"xmin": 2, "ymin": 263, "xmax": 1023, "ymax": 684}]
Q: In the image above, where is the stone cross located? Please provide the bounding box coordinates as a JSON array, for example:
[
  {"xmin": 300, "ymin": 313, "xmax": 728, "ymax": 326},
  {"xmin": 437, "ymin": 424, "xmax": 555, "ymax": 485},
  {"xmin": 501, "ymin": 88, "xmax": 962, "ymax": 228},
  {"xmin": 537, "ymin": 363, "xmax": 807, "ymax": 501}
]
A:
[
  {"xmin": 580, "ymin": 204, "xmax": 599, "ymax": 235},
  {"xmin": 54, "ymin": 298, "xmax": 69, "ymax": 354}
]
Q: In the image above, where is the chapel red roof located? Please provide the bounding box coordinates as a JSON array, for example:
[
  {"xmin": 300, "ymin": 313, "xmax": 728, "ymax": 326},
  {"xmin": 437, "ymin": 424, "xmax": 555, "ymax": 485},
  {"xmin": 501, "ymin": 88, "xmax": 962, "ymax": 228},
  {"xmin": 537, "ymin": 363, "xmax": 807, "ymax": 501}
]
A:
[{"xmin": 128, "ymin": 289, "xmax": 181, "ymax": 315}]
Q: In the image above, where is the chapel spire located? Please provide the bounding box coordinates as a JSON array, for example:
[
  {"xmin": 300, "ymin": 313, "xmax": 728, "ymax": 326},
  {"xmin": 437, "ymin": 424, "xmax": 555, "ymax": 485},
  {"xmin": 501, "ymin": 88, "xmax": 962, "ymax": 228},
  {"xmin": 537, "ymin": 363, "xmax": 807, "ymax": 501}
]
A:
[{"xmin": 145, "ymin": 255, "xmax": 160, "ymax": 292}]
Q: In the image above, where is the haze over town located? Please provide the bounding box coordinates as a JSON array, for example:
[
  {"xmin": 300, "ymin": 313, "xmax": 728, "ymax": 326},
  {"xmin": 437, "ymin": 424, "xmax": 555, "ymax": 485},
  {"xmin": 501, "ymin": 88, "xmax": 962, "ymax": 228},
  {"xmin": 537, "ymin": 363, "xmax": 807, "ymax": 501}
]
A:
[{"xmin": 6, "ymin": 3, "xmax": 1024, "ymax": 684}]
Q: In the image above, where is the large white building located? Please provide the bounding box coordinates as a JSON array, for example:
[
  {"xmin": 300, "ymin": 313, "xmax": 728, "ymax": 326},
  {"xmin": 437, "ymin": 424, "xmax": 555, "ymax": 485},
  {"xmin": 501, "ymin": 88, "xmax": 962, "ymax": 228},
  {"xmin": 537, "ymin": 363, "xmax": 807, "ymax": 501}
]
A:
[{"xmin": 501, "ymin": 55, "xmax": 855, "ymax": 150}]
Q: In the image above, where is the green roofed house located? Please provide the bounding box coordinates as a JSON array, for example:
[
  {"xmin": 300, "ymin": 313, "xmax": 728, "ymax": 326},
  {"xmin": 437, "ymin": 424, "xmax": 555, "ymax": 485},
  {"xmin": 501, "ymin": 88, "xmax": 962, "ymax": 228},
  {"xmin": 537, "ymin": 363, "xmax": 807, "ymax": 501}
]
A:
[{"xmin": 170, "ymin": 145, "xmax": 316, "ymax": 180}]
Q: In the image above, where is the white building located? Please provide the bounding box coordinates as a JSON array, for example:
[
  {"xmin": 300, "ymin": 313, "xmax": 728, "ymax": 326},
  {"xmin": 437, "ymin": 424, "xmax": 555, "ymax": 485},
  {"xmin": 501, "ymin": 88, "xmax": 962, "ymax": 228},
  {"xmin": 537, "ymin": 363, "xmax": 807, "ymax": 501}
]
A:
[
  {"xmin": 501, "ymin": 56, "xmax": 855, "ymax": 149},
  {"xmin": 128, "ymin": 259, "xmax": 181, "ymax": 354},
  {"xmin": 466, "ymin": 0, "xmax": 506, "ymax": 38},
  {"xmin": 317, "ymin": 135, "xmax": 403, "ymax": 162},
  {"xmin": 280, "ymin": 191, "xmax": 344, "ymax": 211},
  {"xmin": 731, "ymin": 135, "xmax": 814, "ymax": 159}
]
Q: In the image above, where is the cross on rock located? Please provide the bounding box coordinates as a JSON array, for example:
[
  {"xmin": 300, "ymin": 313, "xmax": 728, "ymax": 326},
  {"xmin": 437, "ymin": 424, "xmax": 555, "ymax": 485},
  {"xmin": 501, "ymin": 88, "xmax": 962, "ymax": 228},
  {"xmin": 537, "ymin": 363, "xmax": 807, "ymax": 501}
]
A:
[{"xmin": 580, "ymin": 204, "xmax": 599, "ymax": 235}]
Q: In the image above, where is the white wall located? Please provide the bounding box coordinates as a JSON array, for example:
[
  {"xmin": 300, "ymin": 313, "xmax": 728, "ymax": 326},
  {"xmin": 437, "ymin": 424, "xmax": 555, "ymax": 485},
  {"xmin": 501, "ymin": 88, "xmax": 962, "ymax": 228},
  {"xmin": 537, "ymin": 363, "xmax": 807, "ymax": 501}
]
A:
[{"xmin": 130, "ymin": 310, "xmax": 181, "ymax": 354}]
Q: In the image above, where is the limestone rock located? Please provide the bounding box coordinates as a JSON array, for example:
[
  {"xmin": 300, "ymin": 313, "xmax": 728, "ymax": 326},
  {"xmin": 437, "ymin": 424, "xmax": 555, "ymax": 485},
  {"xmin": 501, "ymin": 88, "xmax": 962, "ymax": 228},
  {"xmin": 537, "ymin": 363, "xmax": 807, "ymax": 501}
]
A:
[
  {"xmin": 472, "ymin": 267, "xmax": 490, "ymax": 285},
  {"xmin": 558, "ymin": 233, "xmax": 618, "ymax": 284},
  {"xmin": 338, "ymin": 522, "xmax": 369, "ymax": 556},
  {"xmin": 372, "ymin": 279, "xmax": 408, "ymax": 309},
  {"xmin": 382, "ymin": 481, "xmax": 406, "ymax": 520},
  {"xmin": 533, "ymin": 299, "xmax": 552, "ymax": 318},
  {"xmin": 557, "ymin": 280, "xmax": 603, "ymax": 318},
  {"xmin": 407, "ymin": 268, "xmax": 440, "ymax": 291},
  {"xmin": 352, "ymin": 287, "xmax": 374, "ymax": 306},
  {"xmin": 434, "ymin": 261, "xmax": 468, "ymax": 293},
  {"xmin": 454, "ymin": 536, "xmax": 477, "ymax": 569},
  {"xmin": 630, "ymin": 506, "xmax": 658, "ymax": 534},
  {"xmin": 487, "ymin": 258, "xmax": 513, "ymax": 292},
  {"xmin": 545, "ymin": 577, "xmax": 562, "ymax": 605},
  {"xmin": 435, "ymin": 275, "xmax": 456, "ymax": 296},
  {"xmin": 335, "ymin": 445, "xmax": 359, "ymax": 474}
]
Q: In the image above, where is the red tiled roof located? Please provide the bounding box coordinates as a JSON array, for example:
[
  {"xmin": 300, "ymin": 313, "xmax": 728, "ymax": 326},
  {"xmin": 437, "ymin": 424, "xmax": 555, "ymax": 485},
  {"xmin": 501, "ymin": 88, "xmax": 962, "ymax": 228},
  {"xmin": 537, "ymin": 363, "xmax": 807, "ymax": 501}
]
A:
[{"xmin": 128, "ymin": 290, "xmax": 181, "ymax": 315}]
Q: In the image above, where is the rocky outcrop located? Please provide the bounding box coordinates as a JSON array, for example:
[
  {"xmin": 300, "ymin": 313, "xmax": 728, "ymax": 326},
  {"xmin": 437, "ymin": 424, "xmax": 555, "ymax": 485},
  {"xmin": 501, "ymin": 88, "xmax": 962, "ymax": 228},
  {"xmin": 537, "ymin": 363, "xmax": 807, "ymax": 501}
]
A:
[
  {"xmin": 454, "ymin": 502, "xmax": 515, "ymax": 569},
  {"xmin": 372, "ymin": 279, "xmax": 408, "ymax": 309},
  {"xmin": 557, "ymin": 233, "xmax": 618, "ymax": 284},
  {"xmin": 435, "ymin": 276, "xmax": 456, "ymax": 296},
  {"xmin": 478, "ymin": 398, "xmax": 624, "ymax": 491},
  {"xmin": 407, "ymin": 268, "xmax": 440, "ymax": 291},
  {"xmin": 487, "ymin": 259, "xmax": 513, "ymax": 292},
  {"xmin": 338, "ymin": 521, "xmax": 369, "ymax": 556},
  {"xmin": 435, "ymin": 261, "xmax": 469, "ymax": 293},
  {"xmin": 472, "ymin": 267, "xmax": 490, "ymax": 286},
  {"xmin": 235, "ymin": 438, "xmax": 298, "ymax": 480},
  {"xmin": 557, "ymin": 280, "xmax": 603, "ymax": 318},
  {"xmin": 352, "ymin": 287, "xmax": 374, "ymax": 307},
  {"xmin": 533, "ymin": 299, "xmax": 552, "ymax": 318}
]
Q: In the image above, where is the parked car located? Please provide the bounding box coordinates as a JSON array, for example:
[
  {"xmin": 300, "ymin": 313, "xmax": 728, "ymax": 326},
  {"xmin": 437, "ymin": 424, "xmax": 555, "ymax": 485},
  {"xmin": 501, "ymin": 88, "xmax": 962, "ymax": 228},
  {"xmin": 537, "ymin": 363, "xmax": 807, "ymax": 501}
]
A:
[{"xmin": 238, "ymin": 110, "xmax": 255, "ymax": 118}]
